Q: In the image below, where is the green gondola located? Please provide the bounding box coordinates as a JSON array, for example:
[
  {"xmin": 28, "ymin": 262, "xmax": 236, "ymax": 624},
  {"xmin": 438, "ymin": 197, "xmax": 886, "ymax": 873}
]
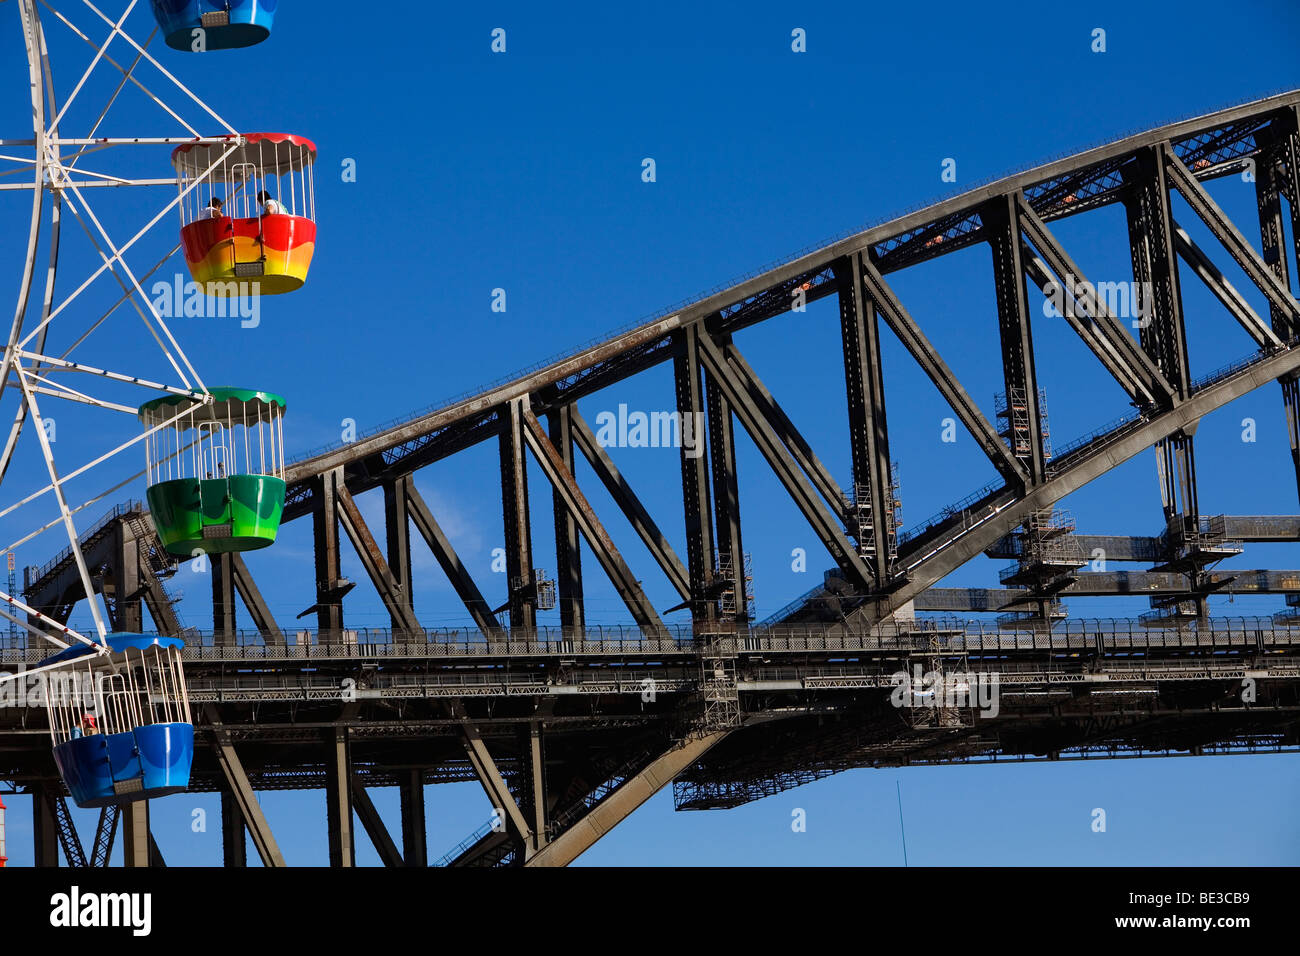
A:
[{"xmin": 138, "ymin": 387, "xmax": 287, "ymax": 556}]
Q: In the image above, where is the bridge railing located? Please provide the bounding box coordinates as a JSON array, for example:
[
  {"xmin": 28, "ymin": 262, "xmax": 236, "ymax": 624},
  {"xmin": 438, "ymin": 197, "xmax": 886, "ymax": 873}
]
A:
[{"xmin": 2, "ymin": 617, "xmax": 1296, "ymax": 666}]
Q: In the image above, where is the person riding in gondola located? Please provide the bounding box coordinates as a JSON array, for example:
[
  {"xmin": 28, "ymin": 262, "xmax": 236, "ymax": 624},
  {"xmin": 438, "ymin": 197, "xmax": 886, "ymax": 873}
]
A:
[
  {"xmin": 205, "ymin": 196, "xmax": 225, "ymax": 219},
  {"xmin": 258, "ymin": 190, "xmax": 285, "ymax": 216}
]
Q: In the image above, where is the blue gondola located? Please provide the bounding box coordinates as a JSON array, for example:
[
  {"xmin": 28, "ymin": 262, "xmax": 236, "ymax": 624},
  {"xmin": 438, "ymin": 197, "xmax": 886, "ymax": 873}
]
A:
[
  {"xmin": 40, "ymin": 634, "xmax": 193, "ymax": 809},
  {"xmin": 150, "ymin": 0, "xmax": 278, "ymax": 51}
]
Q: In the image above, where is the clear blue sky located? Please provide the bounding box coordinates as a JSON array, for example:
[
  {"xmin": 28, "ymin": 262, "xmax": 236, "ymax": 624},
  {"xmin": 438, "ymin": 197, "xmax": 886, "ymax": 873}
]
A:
[{"xmin": 1, "ymin": 0, "xmax": 1299, "ymax": 865}]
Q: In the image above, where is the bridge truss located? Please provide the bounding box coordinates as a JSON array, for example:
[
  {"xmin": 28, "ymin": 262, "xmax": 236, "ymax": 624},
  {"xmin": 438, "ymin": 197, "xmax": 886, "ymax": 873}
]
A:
[{"xmin": 6, "ymin": 91, "xmax": 1300, "ymax": 866}]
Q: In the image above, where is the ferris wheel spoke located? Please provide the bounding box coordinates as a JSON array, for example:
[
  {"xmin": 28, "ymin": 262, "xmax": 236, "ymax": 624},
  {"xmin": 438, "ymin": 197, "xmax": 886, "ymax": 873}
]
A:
[
  {"xmin": 58, "ymin": 179, "xmax": 207, "ymax": 392},
  {"xmin": 0, "ymin": 0, "xmax": 48, "ymax": 499},
  {"xmin": 66, "ymin": 27, "xmax": 158, "ymax": 173},
  {"xmin": 0, "ymin": 589, "xmax": 99, "ymax": 652},
  {"xmin": 55, "ymin": 191, "xmax": 195, "ymax": 388},
  {"xmin": 37, "ymin": 0, "xmax": 204, "ymax": 138},
  {"xmin": 47, "ymin": 0, "xmax": 137, "ymax": 135},
  {"xmin": 2, "ymin": 464, "xmax": 148, "ymax": 559},
  {"xmin": 55, "ymin": 242, "xmax": 180, "ymax": 361},
  {"xmin": 20, "ymin": 140, "xmax": 237, "ymax": 352},
  {"xmin": 68, "ymin": 0, "xmax": 237, "ymax": 136},
  {"xmin": 13, "ymin": 366, "xmax": 109, "ymax": 639},
  {"xmin": 15, "ymin": 349, "xmax": 209, "ymax": 403},
  {"xmin": 0, "ymin": 391, "xmax": 208, "ymax": 526}
]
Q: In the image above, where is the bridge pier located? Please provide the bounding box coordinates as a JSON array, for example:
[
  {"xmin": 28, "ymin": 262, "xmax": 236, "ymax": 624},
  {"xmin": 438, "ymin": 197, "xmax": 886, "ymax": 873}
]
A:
[
  {"xmin": 212, "ymin": 553, "xmax": 237, "ymax": 645},
  {"xmin": 325, "ymin": 728, "xmax": 354, "ymax": 867},
  {"xmin": 121, "ymin": 800, "xmax": 149, "ymax": 868},
  {"xmin": 399, "ymin": 769, "xmax": 426, "ymax": 867},
  {"xmin": 221, "ymin": 790, "xmax": 247, "ymax": 867},
  {"xmin": 32, "ymin": 784, "xmax": 58, "ymax": 867}
]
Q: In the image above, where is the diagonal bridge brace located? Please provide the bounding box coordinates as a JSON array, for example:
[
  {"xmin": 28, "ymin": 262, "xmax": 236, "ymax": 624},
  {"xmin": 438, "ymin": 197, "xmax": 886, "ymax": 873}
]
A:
[
  {"xmin": 1016, "ymin": 195, "xmax": 1177, "ymax": 409},
  {"xmin": 868, "ymin": 342, "xmax": 1300, "ymax": 621},
  {"xmin": 1163, "ymin": 144, "xmax": 1300, "ymax": 339},
  {"xmin": 693, "ymin": 331, "xmax": 876, "ymax": 592},
  {"xmin": 518, "ymin": 400, "xmax": 663, "ymax": 629},
  {"xmin": 857, "ymin": 254, "xmax": 1030, "ymax": 486}
]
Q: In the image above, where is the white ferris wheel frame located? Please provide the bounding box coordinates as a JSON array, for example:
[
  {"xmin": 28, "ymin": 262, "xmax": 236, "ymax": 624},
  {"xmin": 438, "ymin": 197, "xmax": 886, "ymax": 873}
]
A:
[{"xmin": 0, "ymin": 0, "xmax": 256, "ymax": 655}]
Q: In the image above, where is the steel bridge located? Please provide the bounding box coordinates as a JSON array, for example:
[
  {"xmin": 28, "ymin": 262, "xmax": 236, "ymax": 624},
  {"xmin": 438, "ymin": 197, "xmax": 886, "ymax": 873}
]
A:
[{"xmin": 5, "ymin": 91, "xmax": 1300, "ymax": 866}]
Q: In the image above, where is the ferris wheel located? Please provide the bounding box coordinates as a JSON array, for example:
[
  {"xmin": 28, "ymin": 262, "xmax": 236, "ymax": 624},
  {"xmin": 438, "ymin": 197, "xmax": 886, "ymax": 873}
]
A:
[{"xmin": 0, "ymin": 0, "xmax": 313, "ymax": 810}]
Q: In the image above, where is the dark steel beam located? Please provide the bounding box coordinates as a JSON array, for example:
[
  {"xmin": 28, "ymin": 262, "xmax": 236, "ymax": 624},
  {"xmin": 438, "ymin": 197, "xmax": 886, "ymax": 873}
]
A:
[
  {"xmin": 32, "ymin": 783, "xmax": 58, "ymax": 867},
  {"xmin": 859, "ymin": 253, "xmax": 1029, "ymax": 485},
  {"xmin": 211, "ymin": 553, "xmax": 236, "ymax": 646},
  {"xmin": 335, "ymin": 481, "xmax": 422, "ymax": 635},
  {"xmin": 91, "ymin": 806, "xmax": 118, "ymax": 868},
  {"xmin": 520, "ymin": 403, "xmax": 663, "ymax": 629},
  {"xmin": 209, "ymin": 711, "xmax": 286, "ymax": 867},
  {"xmin": 400, "ymin": 770, "xmax": 427, "ymax": 867},
  {"xmin": 673, "ymin": 327, "xmax": 717, "ymax": 621},
  {"xmin": 220, "ymin": 789, "xmax": 247, "ymax": 867},
  {"xmin": 696, "ymin": 332, "xmax": 875, "ymax": 592},
  {"xmin": 836, "ymin": 253, "xmax": 895, "ymax": 583},
  {"xmin": 1173, "ymin": 225, "xmax": 1281, "ymax": 348},
  {"xmin": 312, "ymin": 468, "xmax": 344, "ymax": 633},
  {"xmin": 986, "ymin": 194, "xmax": 1048, "ymax": 484},
  {"xmin": 722, "ymin": 342, "xmax": 846, "ymax": 521},
  {"xmin": 325, "ymin": 728, "xmax": 354, "ymax": 868},
  {"xmin": 228, "ymin": 552, "xmax": 282, "ymax": 645},
  {"xmin": 1017, "ymin": 196, "xmax": 1175, "ymax": 408},
  {"xmin": 875, "ymin": 343, "xmax": 1300, "ymax": 620},
  {"xmin": 526, "ymin": 731, "xmax": 728, "ymax": 867},
  {"xmin": 1164, "ymin": 143, "xmax": 1300, "ymax": 335},
  {"xmin": 499, "ymin": 399, "xmax": 537, "ymax": 631},
  {"xmin": 382, "ymin": 476, "xmax": 415, "ymax": 632},
  {"xmin": 568, "ymin": 407, "xmax": 690, "ymax": 601},
  {"xmin": 461, "ymin": 723, "xmax": 533, "ymax": 850},
  {"xmin": 547, "ymin": 407, "xmax": 585, "ymax": 633},
  {"xmin": 351, "ymin": 780, "xmax": 403, "ymax": 868},
  {"xmin": 1255, "ymin": 127, "xmax": 1300, "ymax": 504},
  {"xmin": 916, "ymin": 570, "xmax": 1300, "ymax": 611},
  {"xmin": 404, "ymin": 482, "xmax": 503, "ymax": 635},
  {"xmin": 706, "ymin": 373, "xmax": 747, "ymax": 623}
]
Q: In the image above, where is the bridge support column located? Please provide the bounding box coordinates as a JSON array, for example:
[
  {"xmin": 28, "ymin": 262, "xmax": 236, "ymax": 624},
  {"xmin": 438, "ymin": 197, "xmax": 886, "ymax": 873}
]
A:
[
  {"xmin": 325, "ymin": 728, "xmax": 354, "ymax": 867},
  {"xmin": 212, "ymin": 553, "xmax": 236, "ymax": 645},
  {"xmin": 112, "ymin": 524, "xmax": 144, "ymax": 633},
  {"xmin": 706, "ymin": 372, "xmax": 746, "ymax": 625},
  {"xmin": 524, "ymin": 722, "xmax": 548, "ymax": 854},
  {"xmin": 547, "ymin": 407, "xmax": 585, "ymax": 634},
  {"xmin": 986, "ymin": 196, "xmax": 1048, "ymax": 486},
  {"xmin": 399, "ymin": 769, "xmax": 427, "ymax": 867},
  {"xmin": 122, "ymin": 801, "xmax": 149, "ymax": 868},
  {"xmin": 221, "ymin": 790, "xmax": 247, "ymax": 867},
  {"xmin": 383, "ymin": 475, "xmax": 416, "ymax": 633},
  {"xmin": 499, "ymin": 399, "xmax": 536, "ymax": 631},
  {"xmin": 673, "ymin": 326, "xmax": 716, "ymax": 625},
  {"xmin": 1255, "ymin": 120, "xmax": 1300, "ymax": 503},
  {"xmin": 838, "ymin": 253, "xmax": 899, "ymax": 585},
  {"xmin": 32, "ymin": 784, "xmax": 58, "ymax": 867},
  {"xmin": 312, "ymin": 468, "xmax": 345, "ymax": 633}
]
